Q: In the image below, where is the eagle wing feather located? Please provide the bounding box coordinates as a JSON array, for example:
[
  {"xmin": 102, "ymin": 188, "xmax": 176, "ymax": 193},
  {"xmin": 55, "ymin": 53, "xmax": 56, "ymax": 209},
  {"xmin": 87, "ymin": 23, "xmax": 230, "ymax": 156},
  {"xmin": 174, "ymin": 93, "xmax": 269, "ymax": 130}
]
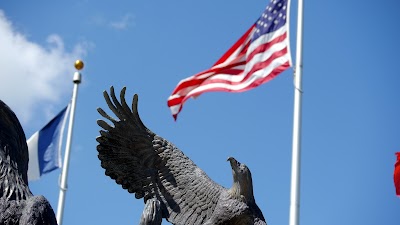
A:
[{"xmin": 96, "ymin": 87, "xmax": 225, "ymax": 224}]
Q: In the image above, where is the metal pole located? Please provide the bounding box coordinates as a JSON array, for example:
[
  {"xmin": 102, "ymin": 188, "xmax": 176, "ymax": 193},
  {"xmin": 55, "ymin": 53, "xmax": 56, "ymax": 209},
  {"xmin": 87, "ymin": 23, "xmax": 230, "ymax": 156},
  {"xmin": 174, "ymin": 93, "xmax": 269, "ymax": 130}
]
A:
[
  {"xmin": 289, "ymin": 0, "xmax": 304, "ymax": 225},
  {"xmin": 56, "ymin": 60, "xmax": 83, "ymax": 225}
]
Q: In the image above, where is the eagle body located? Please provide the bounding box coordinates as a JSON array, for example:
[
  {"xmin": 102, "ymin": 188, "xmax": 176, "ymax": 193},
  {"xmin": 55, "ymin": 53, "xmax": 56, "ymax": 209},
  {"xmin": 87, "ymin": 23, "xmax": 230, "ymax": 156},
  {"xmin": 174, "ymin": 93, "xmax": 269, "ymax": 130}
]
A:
[
  {"xmin": 0, "ymin": 100, "xmax": 58, "ymax": 225},
  {"xmin": 203, "ymin": 191, "xmax": 265, "ymax": 225},
  {"xmin": 97, "ymin": 87, "xmax": 266, "ymax": 225}
]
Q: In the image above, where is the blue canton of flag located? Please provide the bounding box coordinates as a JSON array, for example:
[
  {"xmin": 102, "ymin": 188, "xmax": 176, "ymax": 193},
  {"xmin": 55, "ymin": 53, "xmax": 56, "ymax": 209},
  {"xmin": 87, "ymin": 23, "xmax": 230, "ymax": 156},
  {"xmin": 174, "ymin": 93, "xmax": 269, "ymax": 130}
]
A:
[{"xmin": 253, "ymin": 0, "xmax": 288, "ymax": 41}]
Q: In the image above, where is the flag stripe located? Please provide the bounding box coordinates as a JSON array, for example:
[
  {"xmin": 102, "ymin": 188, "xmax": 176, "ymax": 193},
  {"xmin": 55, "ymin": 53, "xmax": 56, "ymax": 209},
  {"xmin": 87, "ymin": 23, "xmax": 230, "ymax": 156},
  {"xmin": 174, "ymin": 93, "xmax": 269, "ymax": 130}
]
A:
[
  {"xmin": 168, "ymin": 60, "xmax": 290, "ymax": 117},
  {"xmin": 168, "ymin": 0, "xmax": 291, "ymax": 119},
  {"xmin": 213, "ymin": 25, "xmax": 255, "ymax": 66},
  {"xmin": 246, "ymin": 28, "xmax": 287, "ymax": 64},
  {"xmin": 203, "ymin": 48, "xmax": 289, "ymax": 85},
  {"xmin": 172, "ymin": 26, "xmax": 287, "ymax": 93},
  {"xmin": 168, "ymin": 50, "xmax": 290, "ymax": 113},
  {"xmin": 189, "ymin": 62, "xmax": 290, "ymax": 93},
  {"xmin": 174, "ymin": 61, "xmax": 290, "ymax": 110},
  {"xmin": 171, "ymin": 60, "xmax": 247, "ymax": 92}
]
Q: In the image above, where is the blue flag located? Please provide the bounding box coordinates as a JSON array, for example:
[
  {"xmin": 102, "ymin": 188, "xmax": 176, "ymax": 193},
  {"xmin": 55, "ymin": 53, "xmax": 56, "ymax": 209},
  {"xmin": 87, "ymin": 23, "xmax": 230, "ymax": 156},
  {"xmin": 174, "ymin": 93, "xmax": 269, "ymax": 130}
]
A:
[{"xmin": 27, "ymin": 105, "xmax": 70, "ymax": 181}]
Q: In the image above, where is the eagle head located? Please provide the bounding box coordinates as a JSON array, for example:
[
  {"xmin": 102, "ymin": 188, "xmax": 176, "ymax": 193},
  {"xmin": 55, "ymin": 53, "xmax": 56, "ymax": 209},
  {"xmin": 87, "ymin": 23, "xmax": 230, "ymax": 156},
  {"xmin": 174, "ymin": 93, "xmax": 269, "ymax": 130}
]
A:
[{"xmin": 227, "ymin": 157, "xmax": 255, "ymax": 203}]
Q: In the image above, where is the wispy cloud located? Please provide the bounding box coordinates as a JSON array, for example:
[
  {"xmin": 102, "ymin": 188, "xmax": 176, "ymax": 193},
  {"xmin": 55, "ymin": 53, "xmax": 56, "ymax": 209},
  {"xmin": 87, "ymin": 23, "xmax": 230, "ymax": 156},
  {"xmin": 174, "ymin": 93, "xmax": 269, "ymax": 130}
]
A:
[
  {"xmin": 0, "ymin": 10, "xmax": 88, "ymax": 126},
  {"xmin": 88, "ymin": 13, "xmax": 135, "ymax": 31},
  {"xmin": 109, "ymin": 13, "xmax": 134, "ymax": 30}
]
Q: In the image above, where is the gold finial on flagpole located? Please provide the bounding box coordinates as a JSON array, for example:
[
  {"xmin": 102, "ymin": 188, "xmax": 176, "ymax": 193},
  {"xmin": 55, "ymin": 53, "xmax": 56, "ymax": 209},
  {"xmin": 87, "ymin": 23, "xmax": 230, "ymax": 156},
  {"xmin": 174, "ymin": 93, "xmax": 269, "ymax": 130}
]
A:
[
  {"xmin": 72, "ymin": 60, "xmax": 83, "ymax": 84},
  {"xmin": 74, "ymin": 60, "xmax": 84, "ymax": 71}
]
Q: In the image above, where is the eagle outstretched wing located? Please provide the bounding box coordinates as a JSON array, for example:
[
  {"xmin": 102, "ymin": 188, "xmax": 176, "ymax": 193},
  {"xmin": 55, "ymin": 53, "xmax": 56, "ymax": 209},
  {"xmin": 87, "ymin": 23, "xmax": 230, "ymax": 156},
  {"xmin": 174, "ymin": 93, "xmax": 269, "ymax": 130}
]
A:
[{"xmin": 96, "ymin": 87, "xmax": 225, "ymax": 224}]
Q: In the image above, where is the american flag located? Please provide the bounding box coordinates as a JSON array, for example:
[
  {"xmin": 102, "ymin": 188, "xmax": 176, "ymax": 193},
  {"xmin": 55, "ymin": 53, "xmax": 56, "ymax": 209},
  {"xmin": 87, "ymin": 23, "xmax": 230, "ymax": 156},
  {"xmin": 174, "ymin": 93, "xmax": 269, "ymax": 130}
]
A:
[{"xmin": 168, "ymin": 0, "xmax": 292, "ymax": 120}]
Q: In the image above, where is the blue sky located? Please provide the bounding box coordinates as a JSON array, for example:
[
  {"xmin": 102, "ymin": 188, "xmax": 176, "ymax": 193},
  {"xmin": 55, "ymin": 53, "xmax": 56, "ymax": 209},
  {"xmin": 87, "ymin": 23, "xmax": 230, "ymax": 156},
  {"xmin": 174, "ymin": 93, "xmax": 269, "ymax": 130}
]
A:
[{"xmin": 1, "ymin": 1, "xmax": 399, "ymax": 224}]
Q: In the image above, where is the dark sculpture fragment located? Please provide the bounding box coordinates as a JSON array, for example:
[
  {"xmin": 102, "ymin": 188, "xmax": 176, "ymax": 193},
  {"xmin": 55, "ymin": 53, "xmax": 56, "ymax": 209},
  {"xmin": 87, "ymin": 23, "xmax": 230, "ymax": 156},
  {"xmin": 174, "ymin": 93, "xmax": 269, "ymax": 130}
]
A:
[
  {"xmin": 96, "ymin": 86, "xmax": 267, "ymax": 225},
  {"xmin": 0, "ymin": 100, "xmax": 58, "ymax": 225}
]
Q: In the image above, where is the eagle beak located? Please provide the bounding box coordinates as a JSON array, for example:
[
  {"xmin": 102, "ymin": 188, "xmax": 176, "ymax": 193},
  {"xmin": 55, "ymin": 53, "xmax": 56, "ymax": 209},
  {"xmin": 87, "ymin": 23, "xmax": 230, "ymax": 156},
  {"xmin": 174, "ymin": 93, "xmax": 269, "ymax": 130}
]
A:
[{"xmin": 227, "ymin": 157, "xmax": 239, "ymax": 168}]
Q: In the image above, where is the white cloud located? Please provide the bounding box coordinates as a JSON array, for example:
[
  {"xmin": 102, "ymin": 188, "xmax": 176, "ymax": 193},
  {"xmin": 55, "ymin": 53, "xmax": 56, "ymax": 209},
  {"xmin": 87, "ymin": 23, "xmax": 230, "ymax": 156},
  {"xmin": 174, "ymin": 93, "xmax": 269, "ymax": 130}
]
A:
[
  {"xmin": 0, "ymin": 10, "xmax": 88, "ymax": 126},
  {"xmin": 109, "ymin": 13, "xmax": 134, "ymax": 30}
]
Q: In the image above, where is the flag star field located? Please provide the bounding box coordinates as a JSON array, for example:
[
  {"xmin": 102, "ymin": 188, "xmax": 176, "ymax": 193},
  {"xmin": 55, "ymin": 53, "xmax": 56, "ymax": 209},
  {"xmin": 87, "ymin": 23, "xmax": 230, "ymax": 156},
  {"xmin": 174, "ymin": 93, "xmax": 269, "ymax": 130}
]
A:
[{"xmin": 253, "ymin": 0, "xmax": 287, "ymax": 39}]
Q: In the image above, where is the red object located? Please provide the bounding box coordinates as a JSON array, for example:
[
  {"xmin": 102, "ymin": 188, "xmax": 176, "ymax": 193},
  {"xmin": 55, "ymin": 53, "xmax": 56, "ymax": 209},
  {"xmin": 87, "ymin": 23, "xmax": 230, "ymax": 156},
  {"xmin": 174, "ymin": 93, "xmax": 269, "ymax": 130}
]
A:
[
  {"xmin": 167, "ymin": 0, "xmax": 291, "ymax": 120},
  {"xmin": 395, "ymin": 152, "xmax": 400, "ymax": 196}
]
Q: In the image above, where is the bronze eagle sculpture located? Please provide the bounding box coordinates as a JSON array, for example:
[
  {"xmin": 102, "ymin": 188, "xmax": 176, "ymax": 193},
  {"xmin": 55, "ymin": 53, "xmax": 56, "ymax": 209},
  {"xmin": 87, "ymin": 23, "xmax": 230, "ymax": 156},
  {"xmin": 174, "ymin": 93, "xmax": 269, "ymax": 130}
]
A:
[
  {"xmin": 96, "ymin": 87, "xmax": 267, "ymax": 225},
  {"xmin": 0, "ymin": 100, "xmax": 58, "ymax": 225}
]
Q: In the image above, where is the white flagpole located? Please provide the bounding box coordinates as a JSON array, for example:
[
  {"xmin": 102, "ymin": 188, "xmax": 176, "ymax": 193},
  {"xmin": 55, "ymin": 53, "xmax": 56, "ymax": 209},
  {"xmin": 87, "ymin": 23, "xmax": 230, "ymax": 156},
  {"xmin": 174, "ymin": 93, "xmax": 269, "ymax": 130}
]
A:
[
  {"xmin": 56, "ymin": 60, "xmax": 84, "ymax": 225},
  {"xmin": 289, "ymin": 0, "xmax": 304, "ymax": 224}
]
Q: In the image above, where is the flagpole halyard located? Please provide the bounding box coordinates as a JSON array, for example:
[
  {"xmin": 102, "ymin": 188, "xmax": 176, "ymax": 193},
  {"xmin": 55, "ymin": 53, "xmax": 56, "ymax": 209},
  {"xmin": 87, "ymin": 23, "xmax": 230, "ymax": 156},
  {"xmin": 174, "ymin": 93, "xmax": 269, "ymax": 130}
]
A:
[
  {"xmin": 289, "ymin": 0, "xmax": 304, "ymax": 224},
  {"xmin": 56, "ymin": 60, "xmax": 83, "ymax": 225}
]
